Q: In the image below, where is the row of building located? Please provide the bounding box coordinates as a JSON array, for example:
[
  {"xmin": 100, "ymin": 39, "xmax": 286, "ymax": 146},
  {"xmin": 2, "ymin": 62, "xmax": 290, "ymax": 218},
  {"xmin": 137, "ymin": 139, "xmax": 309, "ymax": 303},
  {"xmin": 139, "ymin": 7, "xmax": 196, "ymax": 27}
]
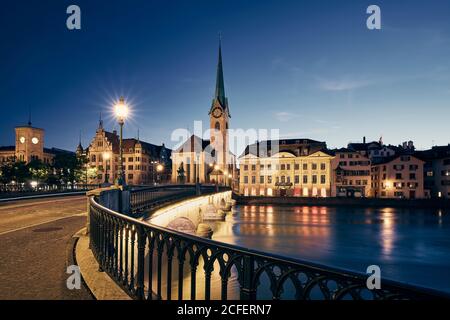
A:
[{"xmin": 238, "ymin": 137, "xmax": 450, "ymax": 199}]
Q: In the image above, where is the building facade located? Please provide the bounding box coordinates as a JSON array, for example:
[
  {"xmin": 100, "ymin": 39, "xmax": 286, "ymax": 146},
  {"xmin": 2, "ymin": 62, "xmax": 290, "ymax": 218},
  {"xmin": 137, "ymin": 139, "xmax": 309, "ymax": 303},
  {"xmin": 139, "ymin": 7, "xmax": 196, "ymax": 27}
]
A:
[
  {"xmin": 238, "ymin": 139, "xmax": 334, "ymax": 197},
  {"xmin": 331, "ymin": 148, "xmax": 371, "ymax": 197},
  {"xmin": 80, "ymin": 122, "xmax": 171, "ymax": 185},
  {"xmin": 419, "ymin": 145, "xmax": 450, "ymax": 199},
  {"xmin": 371, "ymin": 155, "xmax": 425, "ymax": 199},
  {"xmin": 171, "ymin": 40, "xmax": 237, "ymax": 186}
]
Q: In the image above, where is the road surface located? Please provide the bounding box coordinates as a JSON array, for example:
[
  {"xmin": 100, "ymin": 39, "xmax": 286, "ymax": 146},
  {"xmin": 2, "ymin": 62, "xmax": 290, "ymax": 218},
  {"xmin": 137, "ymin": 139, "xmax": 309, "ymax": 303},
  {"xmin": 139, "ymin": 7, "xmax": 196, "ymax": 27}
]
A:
[{"xmin": 0, "ymin": 195, "xmax": 94, "ymax": 299}]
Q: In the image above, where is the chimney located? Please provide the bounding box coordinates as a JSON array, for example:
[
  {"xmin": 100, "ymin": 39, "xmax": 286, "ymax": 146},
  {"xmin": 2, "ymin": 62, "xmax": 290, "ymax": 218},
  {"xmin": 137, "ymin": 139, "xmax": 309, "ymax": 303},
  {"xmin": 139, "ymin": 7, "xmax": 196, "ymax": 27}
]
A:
[{"xmin": 363, "ymin": 136, "xmax": 366, "ymax": 144}]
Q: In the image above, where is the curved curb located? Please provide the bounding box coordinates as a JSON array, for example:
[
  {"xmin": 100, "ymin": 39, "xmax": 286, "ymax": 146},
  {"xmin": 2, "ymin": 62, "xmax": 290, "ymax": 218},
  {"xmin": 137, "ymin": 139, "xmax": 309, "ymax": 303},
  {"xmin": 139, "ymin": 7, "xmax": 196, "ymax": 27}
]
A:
[{"xmin": 74, "ymin": 228, "xmax": 131, "ymax": 300}]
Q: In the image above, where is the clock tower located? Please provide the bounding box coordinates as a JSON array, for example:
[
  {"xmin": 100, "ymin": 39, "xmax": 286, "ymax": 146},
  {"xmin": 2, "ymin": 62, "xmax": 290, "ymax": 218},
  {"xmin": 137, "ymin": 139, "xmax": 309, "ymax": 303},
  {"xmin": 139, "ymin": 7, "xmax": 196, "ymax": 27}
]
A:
[
  {"xmin": 209, "ymin": 39, "xmax": 230, "ymax": 169},
  {"xmin": 15, "ymin": 119, "xmax": 45, "ymax": 163}
]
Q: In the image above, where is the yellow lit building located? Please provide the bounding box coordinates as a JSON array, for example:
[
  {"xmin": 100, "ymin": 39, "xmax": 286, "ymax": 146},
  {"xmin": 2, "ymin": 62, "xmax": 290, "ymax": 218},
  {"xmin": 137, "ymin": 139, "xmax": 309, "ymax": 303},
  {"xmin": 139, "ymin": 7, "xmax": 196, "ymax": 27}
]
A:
[{"xmin": 238, "ymin": 139, "xmax": 334, "ymax": 197}]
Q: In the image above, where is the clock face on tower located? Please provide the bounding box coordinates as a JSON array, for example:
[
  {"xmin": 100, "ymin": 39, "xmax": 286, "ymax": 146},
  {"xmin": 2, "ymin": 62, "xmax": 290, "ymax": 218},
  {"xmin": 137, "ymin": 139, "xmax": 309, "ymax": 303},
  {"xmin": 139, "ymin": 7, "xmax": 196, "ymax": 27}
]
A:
[
  {"xmin": 19, "ymin": 137, "xmax": 25, "ymax": 144},
  {"xmin": 32, "ymin": 137, "xmax": 39, "ymax": 144},
  {"xmin": 212, "ymin": 107, "xmax": 222, "ymax": 118}
]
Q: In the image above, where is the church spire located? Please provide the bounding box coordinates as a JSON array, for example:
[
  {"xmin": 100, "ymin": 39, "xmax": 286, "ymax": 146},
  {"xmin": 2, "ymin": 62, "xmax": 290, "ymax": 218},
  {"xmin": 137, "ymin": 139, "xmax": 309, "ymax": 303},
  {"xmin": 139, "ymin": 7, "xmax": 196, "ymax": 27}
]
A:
[{"xmin": 214, "ymin": 35, "xmax": 227, "ymax": 110}]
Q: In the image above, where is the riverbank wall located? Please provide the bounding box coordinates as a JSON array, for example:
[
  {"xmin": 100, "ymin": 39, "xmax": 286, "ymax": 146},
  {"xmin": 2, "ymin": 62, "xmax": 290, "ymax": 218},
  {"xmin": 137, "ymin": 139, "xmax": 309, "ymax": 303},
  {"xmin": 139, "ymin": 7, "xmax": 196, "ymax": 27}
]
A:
[{"xmin": 234, "ymin": 195, "xmax": 450, "ymax": 209}]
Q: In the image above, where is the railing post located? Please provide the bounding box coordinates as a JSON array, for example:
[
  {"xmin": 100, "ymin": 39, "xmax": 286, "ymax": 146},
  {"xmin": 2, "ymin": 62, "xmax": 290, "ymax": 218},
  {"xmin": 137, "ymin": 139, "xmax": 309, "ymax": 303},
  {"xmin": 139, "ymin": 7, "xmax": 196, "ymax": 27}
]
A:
[
  {"xmin": 136, "ymin": 226, "xmax": 146, "ymax": 300},
  {"xmin": 240, "ymin": 255, "xmax": 256, "ymax": 300}
]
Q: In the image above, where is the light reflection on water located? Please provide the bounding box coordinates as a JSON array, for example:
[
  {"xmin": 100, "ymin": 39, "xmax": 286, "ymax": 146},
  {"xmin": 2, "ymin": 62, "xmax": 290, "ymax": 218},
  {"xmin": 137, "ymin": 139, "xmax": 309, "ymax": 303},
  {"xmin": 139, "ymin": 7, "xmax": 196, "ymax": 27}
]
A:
[
  {"xmin": 209, "ymin": 205, "xmax": 450, "ymax": 294},
  {"xmin": 147, "ymin": 205, "xmax": 450, "ymax": 298}
]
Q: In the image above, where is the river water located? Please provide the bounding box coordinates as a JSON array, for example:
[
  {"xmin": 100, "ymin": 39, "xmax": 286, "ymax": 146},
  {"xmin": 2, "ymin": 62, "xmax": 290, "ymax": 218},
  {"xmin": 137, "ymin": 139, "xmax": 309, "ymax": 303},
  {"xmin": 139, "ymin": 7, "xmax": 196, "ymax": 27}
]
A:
[{"xmin": 207, "ymin": 205, "xmax": 450, "ymax": 294}]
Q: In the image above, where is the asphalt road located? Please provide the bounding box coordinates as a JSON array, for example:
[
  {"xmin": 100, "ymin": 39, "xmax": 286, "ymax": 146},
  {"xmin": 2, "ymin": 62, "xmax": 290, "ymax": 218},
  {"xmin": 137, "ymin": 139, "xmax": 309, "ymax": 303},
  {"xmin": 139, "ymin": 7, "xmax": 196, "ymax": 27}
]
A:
[{"xmin": 0, "ymin": 195, "xmax": 94, "ymax": 299}]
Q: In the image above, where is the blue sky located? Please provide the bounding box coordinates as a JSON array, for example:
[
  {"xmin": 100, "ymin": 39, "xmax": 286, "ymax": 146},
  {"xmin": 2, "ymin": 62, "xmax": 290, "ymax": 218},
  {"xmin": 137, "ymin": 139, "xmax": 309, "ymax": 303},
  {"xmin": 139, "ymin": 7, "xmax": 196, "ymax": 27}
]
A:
[{"xmin": 1, "ymin": 0, "xmax": 449, "ymax": 154}]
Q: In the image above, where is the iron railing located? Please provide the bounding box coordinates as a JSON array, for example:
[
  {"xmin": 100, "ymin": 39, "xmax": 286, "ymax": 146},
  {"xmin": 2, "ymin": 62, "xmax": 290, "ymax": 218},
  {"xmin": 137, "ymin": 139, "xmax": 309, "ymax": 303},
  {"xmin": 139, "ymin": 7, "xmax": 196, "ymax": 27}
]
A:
[
  {"xmin": 88, "ymin": 192, "xmax": 450, "ymax": 300},
  {"xmin": 129, "ymin": 184, "xmax": 225, "ymax": 214}
]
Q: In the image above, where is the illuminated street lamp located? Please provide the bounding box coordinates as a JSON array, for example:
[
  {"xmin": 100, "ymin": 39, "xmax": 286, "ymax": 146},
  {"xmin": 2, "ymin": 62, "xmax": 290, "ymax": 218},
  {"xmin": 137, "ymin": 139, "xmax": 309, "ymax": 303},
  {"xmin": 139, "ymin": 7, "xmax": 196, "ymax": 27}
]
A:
[
  {"xmin": 156, "ymin": 163, "xmax": 164, "ymax": 184},
  {"xmin": 114, "ymin": 97, "xmax": 128, "ymax": 186},
  {"xmin": 103, "ymin": 152, "xmax": 111, "ymax": 184}
]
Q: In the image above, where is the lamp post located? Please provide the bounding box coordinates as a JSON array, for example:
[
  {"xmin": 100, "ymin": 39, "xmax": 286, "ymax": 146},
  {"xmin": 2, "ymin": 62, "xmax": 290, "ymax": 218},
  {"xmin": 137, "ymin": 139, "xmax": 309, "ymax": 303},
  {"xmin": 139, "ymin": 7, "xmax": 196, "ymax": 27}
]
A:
[
  {"xmin": 114, "ymin": 97, "xmax": 128, "ymax": 187},
  {"xmin": 103, "ymin": 152, "xmax": 110, "ymax": 184},
  {"xmin": 156, "ymin": 163, "xmax": 164, "ymax": 185}
]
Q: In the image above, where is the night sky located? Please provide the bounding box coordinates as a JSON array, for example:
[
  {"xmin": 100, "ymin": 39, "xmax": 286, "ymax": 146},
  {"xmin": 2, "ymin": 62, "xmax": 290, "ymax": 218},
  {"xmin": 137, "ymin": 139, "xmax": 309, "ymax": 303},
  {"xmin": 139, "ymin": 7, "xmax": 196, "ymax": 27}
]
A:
[{"xmin": 1, "ymin": 0, "xmax": 450, "ymax": 154}]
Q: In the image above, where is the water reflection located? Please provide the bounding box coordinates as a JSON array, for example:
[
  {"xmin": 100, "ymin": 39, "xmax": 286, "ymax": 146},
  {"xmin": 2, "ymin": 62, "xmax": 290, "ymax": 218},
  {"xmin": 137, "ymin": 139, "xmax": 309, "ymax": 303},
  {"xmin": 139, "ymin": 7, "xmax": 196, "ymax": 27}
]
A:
[
  {"xmin": 210, "ymin": 205, "xmax": 450, "ymax": 294},
  {"xmin": 146, "ymin": 205, "xmax": 450, "ymax": 298}
]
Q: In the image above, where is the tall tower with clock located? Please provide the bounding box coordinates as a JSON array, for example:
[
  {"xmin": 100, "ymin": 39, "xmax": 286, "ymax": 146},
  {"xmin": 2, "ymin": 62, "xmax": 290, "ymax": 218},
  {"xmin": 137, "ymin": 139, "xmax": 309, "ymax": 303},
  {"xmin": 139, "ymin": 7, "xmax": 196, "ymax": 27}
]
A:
[
  {"xmin": 15, "ymin": 119, "xmax": 45, "ymax": 163},
  {"xmin": 209, "ymin": 39, "xmax": 230, "ymax": 169}
]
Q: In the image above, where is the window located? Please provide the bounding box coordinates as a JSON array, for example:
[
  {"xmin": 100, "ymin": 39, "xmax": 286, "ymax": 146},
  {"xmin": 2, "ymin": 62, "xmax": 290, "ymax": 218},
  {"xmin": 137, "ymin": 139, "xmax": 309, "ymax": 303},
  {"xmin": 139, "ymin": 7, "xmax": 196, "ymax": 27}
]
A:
[
  {"xmin": 395, "ymin": 173, "xmax": 402, "ymax": 179},
  {"xmin": 303, "ymin": 175, "xmax": 308, "ymax": 183},
  {"xmin": 320, "ymin": 175, "xmax": 326, "ymax": 184},
  {"xmin": 320, "ymin": 163, "xmax": 326, "ymax": 170},
  {"xmin": 128, "ymin": 157, "xmax": 133, "ymax": 162},
  {"xmin": 287, "ymin": 176, "xmax": 291, "ymax": 183},
  {"xmin": 312, "ymin": 175, "xmax": 317, "ymax": 184},
  {"xmin": 312, "ymin": 163, "xmax": 317, "ymax": 170},
  {"xmin": 260, "ymin": 176, "xmax": 264, "ymax": 183},
  {"xmin": 260, "ymin": 164, "xmax": 264, "ymax": 170},
  {"xmin": 267, "ymin": 164, "xmax": 272, "ymax": 170},
  {"xmin": 295, "ymin": 175, "xmax": 299, "ymax": 184},
  {"xmin": 286, "ymin": 164, "xmax": 291, "ymax": 170},
  {"xmin": 410, "ymin": 173, "xmax": 416, "ymax": 180},
  {"xmin": 128, "ymin": 174, "xmax": 133, "ymax": 180},
  {"xmin": 251, "ymin": 176, "xmax": 256, "ymax": 184},
  {"xmin": 303, "ymin": 163, "xmax": 308, "ymax": 170},
  {"xmin": 215, "ymin": 122, "xmax": 220, "ymax": 130},
  {"xmin": 251, "ymin": 165, "xmax": 256, "ymax": 171},
  {"xmin": 128, "ymin": 165, "xmax": 133, "ymax": 170},
  {"xmin": 281, "ymin": 176, "xmax": 286, "ymax": 183},
  {"xmin": 281, "ymin": 164, "xmax": 285, "ymax": 170},
  {"xmin": 91, "ymin": 155, "xmax": 96, "ymax": 162},
  {"xmin": 244, "ymin": 176, "xmax": 248, "ymax": 184},
  {"xmin": 340, "ymin": 154, "xmax": 345, "ymax": 159},
  {"xmin": 244, "ymin": 165, "xmax": 248, "ymax": 171},
  {"xmin": 268, "ymin": 176, "xmax": 272, "ymax": 184},
  {"xmin": 294, "ymin": 164, "xmax": 299, "ymax": 170}
]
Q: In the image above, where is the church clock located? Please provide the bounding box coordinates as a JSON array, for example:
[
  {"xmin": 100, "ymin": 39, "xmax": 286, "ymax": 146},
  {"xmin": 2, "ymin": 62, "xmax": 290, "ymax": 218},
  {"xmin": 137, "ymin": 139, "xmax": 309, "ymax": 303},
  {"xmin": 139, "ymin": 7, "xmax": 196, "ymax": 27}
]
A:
[{"xmin": 212, "ymin": 107, "xmax": 223, "ymax": 118}]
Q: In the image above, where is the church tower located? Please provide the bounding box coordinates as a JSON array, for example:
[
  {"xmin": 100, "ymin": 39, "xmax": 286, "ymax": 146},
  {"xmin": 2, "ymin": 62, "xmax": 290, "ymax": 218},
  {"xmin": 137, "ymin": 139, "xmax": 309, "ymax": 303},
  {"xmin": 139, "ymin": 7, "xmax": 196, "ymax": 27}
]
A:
[{"xmin": 209, "ymin": 39, "xmax": 230, "ymax": 168}]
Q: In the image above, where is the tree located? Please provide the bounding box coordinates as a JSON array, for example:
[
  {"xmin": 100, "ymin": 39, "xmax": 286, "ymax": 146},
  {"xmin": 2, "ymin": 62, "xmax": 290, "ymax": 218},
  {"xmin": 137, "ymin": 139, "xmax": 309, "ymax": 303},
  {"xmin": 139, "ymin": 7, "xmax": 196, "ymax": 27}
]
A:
[
  {"xmin": 52, "ymin": 153, "xmax": 81, "ymax": 189},
  {"xmin": 28, "ymin": 159, "xmax": 50, "ymax": 186}
]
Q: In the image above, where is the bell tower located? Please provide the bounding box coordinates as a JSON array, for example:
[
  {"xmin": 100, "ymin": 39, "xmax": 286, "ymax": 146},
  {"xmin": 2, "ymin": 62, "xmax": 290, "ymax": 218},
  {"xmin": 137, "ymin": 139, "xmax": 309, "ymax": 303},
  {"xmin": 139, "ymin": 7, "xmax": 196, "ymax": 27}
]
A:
[{"xmin": 209, "ymin": 38, "xmax": 230, "ymax": 168}]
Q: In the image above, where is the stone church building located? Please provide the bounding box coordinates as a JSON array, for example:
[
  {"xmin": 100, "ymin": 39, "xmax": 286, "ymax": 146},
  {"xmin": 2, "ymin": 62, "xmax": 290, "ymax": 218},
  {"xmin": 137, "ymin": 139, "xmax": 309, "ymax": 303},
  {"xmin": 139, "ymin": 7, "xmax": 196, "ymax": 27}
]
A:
[{"xmin": 171, "ymin": 41, "xmax": 237, "ymax": 185}]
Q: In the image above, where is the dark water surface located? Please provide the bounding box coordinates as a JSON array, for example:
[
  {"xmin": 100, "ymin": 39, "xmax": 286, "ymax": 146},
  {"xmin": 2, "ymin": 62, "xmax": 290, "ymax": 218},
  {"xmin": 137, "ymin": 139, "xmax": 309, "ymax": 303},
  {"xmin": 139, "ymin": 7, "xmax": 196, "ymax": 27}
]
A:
[{"xmin": 208, "ymin": 205, "xmax": 450, "ymax": 293}]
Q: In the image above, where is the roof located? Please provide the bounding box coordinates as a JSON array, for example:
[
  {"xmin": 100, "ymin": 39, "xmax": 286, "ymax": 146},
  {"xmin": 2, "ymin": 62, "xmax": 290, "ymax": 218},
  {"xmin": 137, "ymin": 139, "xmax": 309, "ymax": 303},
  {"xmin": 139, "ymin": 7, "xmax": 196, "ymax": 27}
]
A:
[
  {"xmin": 240, "ymin": 138, "xmax": 328, "ymax": 158},
  {"xmin": 347, "ymin": 141, "xmax": 381, "ymax": 152},
  {"xmin": 416, "ymin": 145, "xmax": 450, "ymax": 160},
  {"xmin": 209, "ymin": 40, "xmax": 229, "ymax": 114},
  {"xmin": 0, "ymin": 146, "xmax": 15, "ymax": 152},
  {"xmin": 44, "ymin": 148, "xmax": 75, "ymax": 155},
  {"xmin": 372, "ymin": 154, "xmax": 424, "ymax": 165},
  {"xmin": 174, "ymin": 135, "xmax": 213, "ymax": 154}
]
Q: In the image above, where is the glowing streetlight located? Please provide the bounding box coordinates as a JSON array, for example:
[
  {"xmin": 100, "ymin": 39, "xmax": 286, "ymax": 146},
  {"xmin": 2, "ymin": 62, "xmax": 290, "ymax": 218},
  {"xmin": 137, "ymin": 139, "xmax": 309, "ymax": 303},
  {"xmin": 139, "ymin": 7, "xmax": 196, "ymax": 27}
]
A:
[
  {"xmin": 156, "ymin": 164, "xmax": 164, "ymax": 184},
  {"xmin": 114, "ymin": 97, "xmax": 128, "ymax": 186}
]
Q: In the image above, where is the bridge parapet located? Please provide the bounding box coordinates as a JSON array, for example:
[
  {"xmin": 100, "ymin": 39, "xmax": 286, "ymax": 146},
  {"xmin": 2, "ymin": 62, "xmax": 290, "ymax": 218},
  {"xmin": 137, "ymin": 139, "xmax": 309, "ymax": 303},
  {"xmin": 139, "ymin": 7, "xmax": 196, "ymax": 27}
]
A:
[{"xmin": 87, "ymin": 185, "xmax": 449, "ymax": 300}]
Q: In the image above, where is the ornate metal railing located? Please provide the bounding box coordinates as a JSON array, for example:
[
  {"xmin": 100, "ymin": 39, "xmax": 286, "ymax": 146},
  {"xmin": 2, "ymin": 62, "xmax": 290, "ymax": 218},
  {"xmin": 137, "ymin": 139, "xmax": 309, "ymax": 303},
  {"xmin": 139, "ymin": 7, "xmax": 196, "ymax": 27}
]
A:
[
  {"xmin": 88, "ymin": 194, "xmax": 449, "ymax": 300},
  {"xmin": 129, "ymin": 184, "xmax": 225, "ymax": 214}
]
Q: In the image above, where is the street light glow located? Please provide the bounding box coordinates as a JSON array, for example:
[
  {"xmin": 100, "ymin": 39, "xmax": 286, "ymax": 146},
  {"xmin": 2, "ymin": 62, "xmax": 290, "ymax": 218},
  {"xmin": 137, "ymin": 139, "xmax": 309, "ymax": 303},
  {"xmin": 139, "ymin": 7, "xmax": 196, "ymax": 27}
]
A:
[
  {"xmin": 114, "ymin": 97, "xmax": 129, "ymax": 122},
  {"xmin": 157, "ymin": 164, "xmax": 164, "ymax": 172}
]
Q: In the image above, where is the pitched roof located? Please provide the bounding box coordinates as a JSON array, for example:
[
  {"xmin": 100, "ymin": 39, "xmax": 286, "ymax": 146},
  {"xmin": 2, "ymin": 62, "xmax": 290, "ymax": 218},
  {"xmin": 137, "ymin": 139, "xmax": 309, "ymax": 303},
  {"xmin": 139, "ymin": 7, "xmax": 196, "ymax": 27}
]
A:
[{"xmin": 174, "ymin": 135, "xmax": 213, "ymax": 154}]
